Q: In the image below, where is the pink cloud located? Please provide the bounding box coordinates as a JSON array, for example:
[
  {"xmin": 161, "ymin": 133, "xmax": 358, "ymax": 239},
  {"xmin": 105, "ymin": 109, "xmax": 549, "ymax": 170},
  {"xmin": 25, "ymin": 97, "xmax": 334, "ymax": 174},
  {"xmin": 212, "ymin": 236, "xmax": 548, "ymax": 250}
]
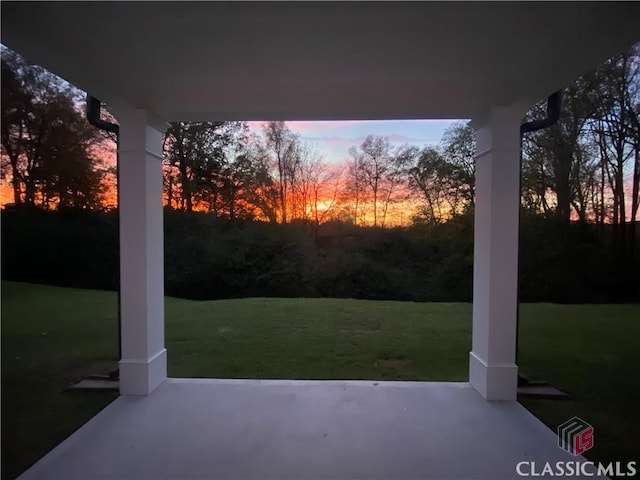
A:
[
  {"xmin": 246, "ymin": 120, "xmax": 371, "ymax": 134},
  {"xmin": 286, "ymin": 121, "xmax": 371, "ymax": 133},
  {"xmin": 307, "ymin": 136, "xmax": 365, "ymax": 145},
  {"xmin": 307, "ymin": 134, "xmax": 435, "ymax": 146},
  {"xmin": 386, "ymin": 134, "xmax": 432, "ymax": 143}
]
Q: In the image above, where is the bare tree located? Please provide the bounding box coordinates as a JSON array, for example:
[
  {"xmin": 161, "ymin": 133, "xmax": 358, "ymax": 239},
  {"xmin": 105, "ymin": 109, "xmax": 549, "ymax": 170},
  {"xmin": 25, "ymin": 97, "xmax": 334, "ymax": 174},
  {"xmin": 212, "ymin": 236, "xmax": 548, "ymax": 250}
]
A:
[
  {"xmin": 264, "ymin": 121, "xmax": 299, "ymax": 223},
  {"xmin": 407, "ymin": 146, "xmax": 452, "ymax": 224},
  {"xmin": 294, "ymin": 145, "xmax": 342, "ymax": 234},
  {"xmin": 349, "ymin": 135, "xmax": 396, "ymax": 226},
  {"xmin": 379, "ymin": 145, "xmax": 417, "ymax": 227},
  {"xmin": 591, "ymin": 46, "xmax": 639, "ymax": 251},
  {"xmin": 343, "ymin": 154, "xmax": 366, "ymax": 225}
]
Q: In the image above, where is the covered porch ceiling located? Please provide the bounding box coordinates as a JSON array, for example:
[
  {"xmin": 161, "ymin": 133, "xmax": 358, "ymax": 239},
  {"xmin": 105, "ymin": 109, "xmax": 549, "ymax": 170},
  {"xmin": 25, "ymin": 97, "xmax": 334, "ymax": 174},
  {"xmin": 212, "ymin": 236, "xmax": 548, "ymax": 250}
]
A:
[{"xmin": 2, "ymin": 2, "xmax": 639, "ymax": 122}]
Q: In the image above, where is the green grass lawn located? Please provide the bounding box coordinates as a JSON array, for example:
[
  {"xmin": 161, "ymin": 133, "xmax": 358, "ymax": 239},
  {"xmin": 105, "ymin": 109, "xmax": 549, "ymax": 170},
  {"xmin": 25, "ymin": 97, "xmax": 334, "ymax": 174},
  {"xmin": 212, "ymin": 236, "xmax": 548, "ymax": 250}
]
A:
[
  {"xmin": 2, "ymin": 281, "xmax": 639, "ymax": 479},
  {"xmin": 517, "ymin": 303, "xmax": 640, "ymax": 468}
]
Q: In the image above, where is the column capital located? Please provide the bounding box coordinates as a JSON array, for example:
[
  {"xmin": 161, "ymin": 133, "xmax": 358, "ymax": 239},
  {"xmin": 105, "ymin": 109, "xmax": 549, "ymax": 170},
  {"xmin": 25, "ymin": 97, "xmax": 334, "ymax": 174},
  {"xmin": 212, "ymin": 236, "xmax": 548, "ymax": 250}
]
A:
[
  {"xmin": 116, "ymin": 107, "xmax": 167, "ymax": 161},
  {"xmin": 109, "ymin": 101, "xmax": 170, "ymax": 134},
  {"xmin": 145, "ymin": 111, "xmax": 170, "ymax": 134},
  {"xmin": 469, "ymin": 103, "xmax": 528, "ymax": 131}
]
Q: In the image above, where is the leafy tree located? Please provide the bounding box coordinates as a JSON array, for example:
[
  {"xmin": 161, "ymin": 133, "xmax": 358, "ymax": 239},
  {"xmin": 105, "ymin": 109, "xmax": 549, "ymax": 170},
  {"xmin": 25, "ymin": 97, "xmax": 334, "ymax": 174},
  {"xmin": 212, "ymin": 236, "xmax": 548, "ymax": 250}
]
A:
[
  {"xmin": 1, "ymin": 47, "xmax": 104, "ymax": 209},
  {"xmin": 211, "ymin": 138, "xmax": 281, "ymax": 223},
  {"xmin": 235, "ymin": 136, "xmax": 280, "ymax": 223},
  {"xmin": 215, "ymin": 154, "xmax": 260, "ymax": 220},
  {"xmin": 163, "ymin": 121, "xmax": 247, "ymax": 212},
  {"xmin": 440, "ymin": 122, "xmax": 476, "ymax": 214},
  {"xmin": 1, "ymin": 50, "xmax": 26, "ymax": 204},
  {"xmin": 406, "ymin": 125, "xmax": 475, "ymax": 224},
  {"xmin": 407, "ymin": 146, "xmax": 451, "ymax": 225}
]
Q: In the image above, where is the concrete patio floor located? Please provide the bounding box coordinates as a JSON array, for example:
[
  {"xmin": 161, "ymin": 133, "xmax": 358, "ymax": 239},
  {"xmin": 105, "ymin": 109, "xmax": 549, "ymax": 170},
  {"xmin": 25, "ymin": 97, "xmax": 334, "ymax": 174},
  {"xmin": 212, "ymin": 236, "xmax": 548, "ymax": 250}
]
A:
[{"xmin": 19, "ymin": 379, "xmax": 591, "ymax": 480}]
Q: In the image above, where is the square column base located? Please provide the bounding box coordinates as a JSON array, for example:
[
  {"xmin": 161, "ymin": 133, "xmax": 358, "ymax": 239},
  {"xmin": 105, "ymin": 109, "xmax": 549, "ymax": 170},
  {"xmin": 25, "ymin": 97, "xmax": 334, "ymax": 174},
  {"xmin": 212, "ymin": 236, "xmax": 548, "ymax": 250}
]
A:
[
  {"xmin": 469, "ymin": 351, "xmax": 518, "ymax": 400},
  {"xmin": 119, "ymin": 348, "xmax": 167, "ymax": 395}
]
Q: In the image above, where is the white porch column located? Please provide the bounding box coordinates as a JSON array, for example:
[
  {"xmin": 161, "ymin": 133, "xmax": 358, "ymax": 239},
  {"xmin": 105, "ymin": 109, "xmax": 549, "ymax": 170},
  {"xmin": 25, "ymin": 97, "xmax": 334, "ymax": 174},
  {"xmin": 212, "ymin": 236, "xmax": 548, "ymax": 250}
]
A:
[
  {"xmin": 117, "ymin": 108, "xmax": 167, "ymax": 395},
  {"xmin": 469, "ymin": 106, "xmax": 523, "ymax": 401}
]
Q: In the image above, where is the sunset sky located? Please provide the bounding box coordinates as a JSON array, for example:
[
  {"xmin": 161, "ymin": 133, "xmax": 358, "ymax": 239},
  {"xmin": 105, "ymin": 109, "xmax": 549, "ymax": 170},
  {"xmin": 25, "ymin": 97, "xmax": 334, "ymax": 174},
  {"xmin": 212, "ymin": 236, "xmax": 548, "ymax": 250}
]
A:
[
  {"xmin": 0, "ymin": 119, "xmax": 461, "ymax": 208},
  {"xmin": 246, "ymin": 119, "xmax": 463, "ymax": 163}
]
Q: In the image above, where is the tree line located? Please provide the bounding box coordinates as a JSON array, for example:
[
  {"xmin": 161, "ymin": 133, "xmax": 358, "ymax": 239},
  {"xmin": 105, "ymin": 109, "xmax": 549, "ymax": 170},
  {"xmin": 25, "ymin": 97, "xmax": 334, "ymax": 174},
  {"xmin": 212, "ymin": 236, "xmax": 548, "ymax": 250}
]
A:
[
  {"xmin": 161, "ymin": 118, "xmax": 477, "ymax": 229},
  {"xmin": 3, "ymin": 44, "xmax": 638, "ymax": 237}
]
